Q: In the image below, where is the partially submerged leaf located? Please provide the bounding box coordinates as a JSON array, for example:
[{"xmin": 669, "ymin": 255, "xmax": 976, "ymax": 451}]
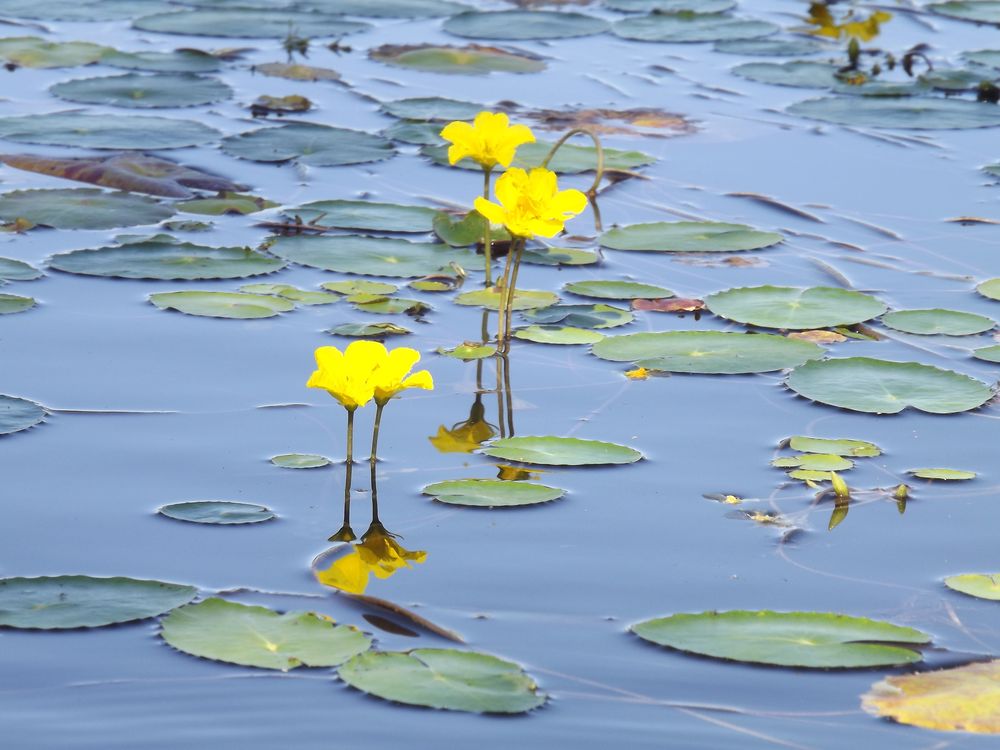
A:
[
  {"xmin": 0, "ymin": 36, "xmax": 110, "ymax": 68},
  {"xmin": 158, "ymin": 501, "xmax": 275, "ymax": 524},
  {"xmin": 0, "ymin": 293, "xmax": 35, "ymax": 314},
  {"xmin": 514, "ymin": 325, "xmax": 606, "ymax": 345},
  {"xmin": 443, "ymin": 10, "xmax": 609, "ymax": 40},
  {"xmin": 255, "ymin": 62, "xmax": 341, "ymax": 81},
  {"xmin": 149, "ymin": 291, "xmax": 295, "ymax": 319},
  {"xmin": 601, "ymin": 222, "xmax": 782, "ymax": 253},
  {"xmin": 481, "ymin": 436, "xmax": 642, "ymax": 466},
  {"xmin": 0, "ymin": 394, "xmax": 46, "ymax": 435},
  {"xmin": 907, "ymin": 468, "xmax": 976, "ymax": 481},
  {"xmin": 177, "ymin": 192, "xmax": 278, "ymax": 216},
  {"xmin": 422, "ymin": 479, "xmax": 565, "ymax": 507},
  {"xmin": 788, "ymin": 436, "xmax": 881, "ymax": 457},
  {"xmin": 0, "ymin": 188, "xmax": 173, "ymax": 229},
  {"xmin": 370, "ymin": 44, "xmax": 546, "ymax": 75},
  {"xmin": 944, "ymin": 573, "xmax": 1000, "ymax": 601},
  {"xmin": 327, "ymin": 322, "xmax": 411, "ymax": 337},
  {"xmin": 454, "ymin": 288, "xmax": 558, "ymax": 311}
]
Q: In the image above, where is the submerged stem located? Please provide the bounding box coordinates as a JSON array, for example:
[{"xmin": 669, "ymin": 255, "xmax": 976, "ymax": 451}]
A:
[
  {"xmin": 482, "ymin": 167, "xmax": 493, "ymax": 287},
  {"xmin": 540, "ymin": 127, "xmax": 606, "ymax": 198},
  {"xmin": 369, "ymin": 401, "xmax": 386, "ymax": 463}
]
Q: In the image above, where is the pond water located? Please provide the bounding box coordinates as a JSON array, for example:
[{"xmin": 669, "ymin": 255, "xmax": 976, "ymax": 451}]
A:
[{"xmin": 1, "ymin": 0, "xmax": 999, "ymax": 747}]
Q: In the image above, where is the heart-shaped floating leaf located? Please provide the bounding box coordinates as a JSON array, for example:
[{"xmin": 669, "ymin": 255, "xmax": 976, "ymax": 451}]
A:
[
  {"xmin": 160, "ymin": 598, "xmax": 371, "ymax": 670},
  {"xmin": 716, "ymin": 37, "xmax": 831, "ymax": 56},
  {"xmin": 928, "ymin": 0, "xmax": 1000, "ymax": 24},
  {"xmin": 613, "ymin": 13, "xmax": 779, "ymax": 43},
  {"xmin": 433, "ymin": 210, "xmax": 512, "ymax": 246},
  {"xmin": 978, "ymin": 278, "xmax": 1000, "ymax": 301},
  {"xmin": 481, "ymin": 436, "xmax": 642, "ymax": 466},
  {"xmin": 0, "ymin": 575, "xmax": 197, "ymax": 629},
  {"xmin": 300, "ymin": 0, "xmax": 471, "ymax": 17},
  {"xmin": 455, "ymin": 288, "xmax": 558, "ymax": 311},
  {"xmin": 974, "ymin": 344, "xmax": 1000, "ymax": 363},
  {"xmin": 272, "ymin": 235, "xmax": 475, "ymax": 278},
  {"xmin": 0, "ymin": 0, "xmax": 174, "ymax": 21},
  {"xmin": 50, "ymin": 237, "xmax": 284, "ymax": 280},
  {"xmin": 0, "ymin": 256, "xmax": 42, "ymax": 281},
  {"xmin": 149, "ymin": 291, "xmax": 295, "ymax": 319},
  {"xmin": 102, "ymin": 49, "xmax": 221, "ymax": 73},
  {"xmin": 271, "ymin": 453, "xmax": 331, "ymax": 469},
  {"xmin": 0, "ymin": 36, "xmax": 110, "ymax": 68},
  {"xmin": 564, "ymin": 280, "xmax": 673, "ymax": 300},
  {"xmin": 0, "ymin": 113, "xmax": 220, "ymax": 150},
  {"xmin": 608, "ymin": 0, "xmax": 736, "ymax": 11},
  {"xmin": 385, "ymin": 120, "xmax": 451, "ymax": 145},
  {"xmin": 907, "ymin": 468, "xmax": 976, "ymax": 480},
  {"xmin": 521, "ymin": 303, "xmax": 633, "ymax": 329},
  {"xmin": 882, "ymin": 309, "xmax": 995, "ymax": 336},
  {"xmin": 422, "ymin": 479, "xmax": 565, "ymax": 507},
  {"xmin": 134, "ymin": 9, "xmax": 370, "ymax": 38},
  {"xmin": 327, "ymin": 322, "xmax": 411, "ymax": 337},
  {"xmin": 522, "ymin": 246, "xmax": 601, "ymax": 266},
  {"xmin": 632, "ymin": 610, "xmax": 930, "ymax": 668},
  {"xmin": 788, "ymin": 436, "xmax": 881, "ymax": 457},
  {"xmin": 286, "ymin": 200, "xmax": 437, "ymax": 232},
  {"xmin": 0, "ymin": 293, "xmax": 35, "ymax": 315},
  {"xmin": 443, "ymin": 10, "xmax": 608, "ymax": 40},
  {"xmin": 732, "ymin": 60, "xmax": 840, "ymax": 88},
  {"xmin": 944, "ymin": 573, "xmax": 1000, "ymax": 600},
  {"xmin": 772, "ymin": 454, "xmax": 854, "ymax": 471},
  {"xmin": 601, "ymin": 221, "xmax": 782, "ymax": 253},
  {"xmin": 437, "ymin": 342, "xmax": 496, "ymax": 359},
  {"xmin": 0, "ymin": 188, "xmax": 173, "ymax": 229},
  {"xmin": 788, "ymin": 96, "xmax": 1000, "ymax": 129},
  {"xmin": 370, "ymin": 44, "xmax": 545, "ymax": 75},
  {"xmin": 158, "ymin": 501, "xmax": 275, "ymax": 524},
  {"xmin": 178, "ymin": 193, "xmax": 277, "ymax": 216},
  {"xmin": 0, "ymin": 394, "xmax": 46, "ymax": 435},
  {"xmin": 240, "ymin": 284, "xmax": 337, "ymax": 305},
  {"xmin": 381, "ymin": 96, "xmax": 484, "ymax": 121},
  {"xmin": 514, "ymin": 325, "xmax": 606, "ymax": 345},
  {"xmin": 786, "ymin": 357, "xmax": 994, "ymax": 414},
  {"xmin": 592, "ymin": 330, "xmax": 823, "ymax": 374},
  {"xmin": 322, "ymin": 280, "xmax": 398, "ymax": 296},
  {"xmin": 50, "ymin": 73, "xmax": 232, "ymax": 109},
  {"xmin": 338, "ymin": 649, "xmax": 547, "ymax": 713},
  {"xmin": 222, "ymin": 124, "xmax": 394, "ymax": 167},
  {"xmin": 424, "ymin": 141, "xmax": 655, "ymax": 174},
  {"xmin": 863, "ymin": 659, "xmax": 1000, "ymax": 733},
  {"xmin": 706, "ymin": 285, "xmax": 887, "ymax": 330}
]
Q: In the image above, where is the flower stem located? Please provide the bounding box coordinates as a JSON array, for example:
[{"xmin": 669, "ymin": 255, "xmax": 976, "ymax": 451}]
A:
[
  {"xmin": 369, "ymin": 401, "xmax": 386, "ymax": 463},
  {"xmin": 540, "ymin": 127, "xmax": 606, "ymax": 199},
  {"xmin": 499, "ymin": 238, "xmax": 525, "ymax": 353},
  {"xmin": 482, "ymin": 167, "xmax": 494, "ymax": 288},
  {"xmin": 345, "ymin": 407, "xmax": 355, "ymax": 464}
]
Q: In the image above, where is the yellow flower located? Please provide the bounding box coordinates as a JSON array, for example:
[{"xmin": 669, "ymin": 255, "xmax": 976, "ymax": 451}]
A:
[
  {"xmin": 428, "ymin": 397, "xmax": 496, "ymax": 453},
  {"xmin": 307, "ymin": 342, "xmax": 433, "ymax": 410},
  {"xmin": 439, "ymin": 111, "xmax": 535, "ymax": 171},
  {"xmin": 474, "ymin": 167, "xmax": 587, "ymax": 239},
  {"xmin": 315, "ymin": 525, "xmax": 427, "ymax": 595},
  {"xmin": 371, "ymin": 346, "xmax": 434, "ymax": 405}
]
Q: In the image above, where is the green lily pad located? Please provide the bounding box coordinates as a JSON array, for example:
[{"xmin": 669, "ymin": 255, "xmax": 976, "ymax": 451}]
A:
[
  {"xmin": 383, "ymin": 120, "xmax": 446, "ymax": 145},
  {"xmin": 919, "ymin": 69, "xmax": 992, "ymax": 92},
  {"xmin": 422, "ymin": 479, "xmax": 565, "ymax": 507},
  {"xmin": 443, "ymin": 10, "xmax": 608, "ymax": 40},
  {"xmin": 433, "ymin": 210, "xmax": 511, "ymax": 246},
  {"xmin": 787, "ymin": 469, "xmax": 839, "ymax": 482},
  {"xmin": 481, "ymin": 436, "xmax": 642, "ymax": 466},
  {"xmin": 564, "ymin": 280, "xmax": 672, "ymax": 300},
  {"xmin": 606, "ymin": 0, "xmax": 735, "ymax": 11},
  {"xmin": 521, "ymin": 303, "xmax": 633, "ymax": 329},
  {"xmin": 149, "ymin": 291, "xmax": 295, "ymax": 319},
  {"xmin": 370, "ymin": 44, "xmax": 545, "ymax": 75},
  {"xmin": 0, "ymin": 257, "xmax": 42, "ymax": 281},
  {"xmin": 964, "ymin": 49, "xmax": 1000, "ymax": 69},
  {"xmin": 240, "ymin": 284, "xmax": 337, "ymax": 305},
  {"xmin": 514, "ymin": 325, "xmax": 606, "ymax": 345},
  {"xmin": 976, "ymin": 278, "xmax": 1000, "ymax": 300},
  {"xmin": 772, "ymin": 454, "xmax": 854, "ymax": 471},
  {"xmin": 0, "ymin": 293, "xmax": 35, "ymax": 314},
  {"xmin": 929, "ymin": 1, "xmax": 1000, "ymax": 24},
  {"xmin": 299, "ymin": 0, "xmax": 469, "ymax": 16},
  {"xmin": 908, "ymin": 468, "xmax": 977, "ymax": 481},
  {"xmin": 50, "ymin": 237, "xmax": 284, "ymax": 280},
  {"xmin": 705, "ymin": 286, "xmax": 887, "ymax": 330},
  {"xmin": 786, "ymin": 357, "xmax": 994, "ymax": 414},
  {"xmin": 352, "ymin": 296, "xmax": 429, "ymax": 315},
  {"xmin": 0, "ymin": 188, "xmax": 172, "ymax": 229},
  {"xmin": 161, "ymin": 598, "xmax": 371, "ymax": 670},
  {"xmin": 0, "ymin": 36, "xmax": 110, "ymax": 68},
  {"xmin": 973, "ymin": 344, "xmax": 1000, "ymax": 363},
  {"xmin": 327, "ymin": 322, "xmax": 411, "ymax": 337},
  {"xmin": 272, "ymin": 235, "xmax": 474, "ymax": 278},
  {"xmin": 715, "ymin": 38, "xmax": 830, "ymax": 56},
  {"xmin": 158, "ymin": 501, "xmax": 275, "ymax": 524},
  {"xmin": 321, "ymin": 280, "xmax": 398, "ymax": 296},
  {"xmin": 592, "ymin": 330, "xmax": 823, "ymax": 374},
  {"xmin": 787, "ymin": 96, "xmax": 1000, "ymax": 129},
  {"xmin": 788, "ymin": 436, "xmax": 881, "ymax": 457},
  {"xmin": 521, "ymin": 246, "xmax": 601, "ymax": 266},
  {"xmin": 944, "ymin": 573, "xmax": 1000, "ymax": 600},
  {"xmin": 102, "ymin": 49, "xmax": 221, "ymax": 73},
  {"xmin": 0, "ymin": 113, "xmax": 220, "ymax": 150},
  {"xmin": 613, "ymin": 13, "xmax": 779, "ymax": 43},
  {"xmin": 732, "ymin": 61, "xmax": 839, "ymax": 88},
  {"xmin": 287, "ymin": 200, "xmax": 437, "ymax": 232},
  {"xmin": 423, "ymin": 140, "xmax": 655, "ymax": 174},
  {"xmin": 454, "ymin": 288, "xmax": 558, "ymax": 311},
  {"xmin": 437, "ymin": 342, "xmax": 496, "ymax": 359},
  {"xmin": 631, "ymin": 611, "xmax": 930, "ymax": 668},
  {"xmin": 50, "ymin": 73, "xmax": 231, "ymax": 109},
  {"xmin": 0, "ymin": 575, "xmax": 197, "ymax": 629},
  {"xmin": 882, "ymin": 309, "xmax": 995, "ymax": 336},
  {"xmin": 134, "ymin": 10, "xmax": 370, "ymax": 38},
  {"xmin": 0, "ymin": 0, "xmax": 174, "ymax": 21},
  {"xmin": 601, "ymin": 221, "xmax": 782, "ymax": 253},
  {"xmin": 270, "ymin": 453, "xmax": 331, "ymax": 469},
  {"xmin": 339, "ymin": 649, "xmax": 546, "ymax": 714},
  {"xmin": 0, "ymin": 394, "xmax": 46, "ymax": 435},
  {"xmin": 222, "ymin": 124, "xmax": 394, "ymax": 167},
  {"xmin": 177, "ymin": 193, "xmax": 277, "ymax": 216},
  {"xmin": 380, "ymin": 96, "xmax": 484, "ymax": 121}
]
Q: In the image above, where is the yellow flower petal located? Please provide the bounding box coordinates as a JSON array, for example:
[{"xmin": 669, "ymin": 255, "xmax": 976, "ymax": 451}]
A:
[
  {"xmin": 475, "ymin": 166, "xmax": 586, "ymax": 240},
  {"xmin": 439, "ymin": 111, "xmax": 535, "ymax": 170}
]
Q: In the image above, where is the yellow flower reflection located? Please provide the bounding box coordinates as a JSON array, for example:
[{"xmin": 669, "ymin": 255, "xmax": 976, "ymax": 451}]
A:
[
  {"xmin": 474, "ymin": 166, "xmax": 587, "ymax": 239},
  {"xmin": 439, "ymin": 111, "xmax": 535, "ymax": 170},
  {"xmin": 316, "ymin": 523, "xmax": 427, "ymax": 595},
  {"xmin": 428, "ymin": 397, "xmax": 497, "ymax": 454}
]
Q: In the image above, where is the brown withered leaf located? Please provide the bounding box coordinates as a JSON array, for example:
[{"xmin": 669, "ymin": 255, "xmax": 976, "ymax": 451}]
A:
[
  {"xmin": 0, "ymin": 153, "xmax": 246, "ymax": 199},
  {"xmin": 632, "ymin": 298, "xmax": 705, "ymax": 313},
  {"xmin": 251, "ymin": 95, "xmax": 312, "ymax": 116},
  {"xmin": 788, "ymin": 330, "xmax": 848, "ymax": 344},
  {"xmin": 255, "ymin": 62, "xmax": 340, "ymax": 82},
  {"xmin": 525, "ymin": 107, "xmax": 693, "ymax": 138}
]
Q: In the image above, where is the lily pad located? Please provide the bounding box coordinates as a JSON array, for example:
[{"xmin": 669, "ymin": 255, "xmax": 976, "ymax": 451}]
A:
[
  {"xmin": 481, "ymin": 436, "xmax": 642, "ymax": 466},
  {"xmin": 787, "ymin": 469, "xmax": 840, "ymax": 482},
  {"xmin": 786, "ymin": 357, "xmax": 994, "ymax": 414},
  {"xmin": 102, "ymin": 49, "xmax": 221, "ymax": 73},
  {"xmin": 50, "ymin": 237, "xmax": 284, "ymax": 280},
  {"xmin": 0, "ymin": 113, "xmax": 220, "ymax": 150},
  {"xmin": 787, "ymin": 96, "xmax": 1000, "ymax": 130},
  {"xmin": 564, "ymin": 280, "xmax": 672, "ymax": 300},
  {"xmin": 0, "ymin": 36, "xmax": 110, "ymax": 68},
  {"xmin": 50, "ymin": 73, "xmax": 232, "ymax": 109},
  {"xmin": 944, "ymin": 573, "xmax": 1000, "ymax": 600},
  {"xmin": 271, "ymin": 235, "xmax": 474, "ymax": 278},
  {"xmin": 601, "ymin": 221, "xmax": 782, "ymax": 253},
  {"xmin": 437, "ymin": 342, "xmax": 496, "ymax": 359},
  {"xmin": 287, "ymin": 200, "xmax": 437, "ymax": 232},
  {"xmin": 160, "ymin": 598, "xmax": 371, "ymax": 670},
  {"xmin": 299, "ymin": 0, "xmax": 469, "ymax": 16},
  {"xmin": 772, "ymin": 454, "xmax": 854, "ymax": 471},
  {"xmin": 270, "ymin": 453, "xmax": 331, "ymax": 469},
  {"xmin": 424, "ymin": 140, "xmax": 655, "ymax": 174},
  {"xmin": 352, "ymin": 296, "xmax": 429, "ymax": 316},
  {"xmin": 0, "ymin": 394, "xmax": 46, "ymax": 435},
  {"xmin": 0, "ymin": 257, "xmax": 41, "ymax": 281},
  {"xmin": 0, "ymin": 575, "xmax": 197, "ymax": 629},
  {"xmin": 591, "ymin": 330, "xmax": 823, "ymax": 374},
  {"xmin": 522, "ymin": 246, "xmax": 601, "ymax": 266},
  {"xmin": 613, "ymin": 13, "xmax": 779, "ymax": 43},
  {"xmin": 149, "ymin": 291, "xmax": 295, "ymax": 319},
  {"xmin": 443, "ymin": 10, "xmax": 608, "ymax": 40},
  {"xmin": 514, "ymin": 325, "xmax": 606, "ymax": 345},
  {"xmin": 863, "ymin": 659, "xmax": 1000, "ymax": 733},
  {"xmin": 454, "ymin": 288, "xmax": 558, "ymax": 311},
  {"xmin": 134, "ymin": 10, "xmax": 370, "ymax": 38},
  {"xmin": 338, "ymin": 649, "xmax": 546, "ymax": 714},
  {"xmin": 705, "ymin": 286, "xmax": 887, "ymax": 330},
  {"xmin": 715, "ymin": 38, "xmax": 830, "ymax": 56},
  {"xmin": 222, "ymin": 124, "xmax": 394, "ymax": 167},
  {"xmin": 370, "ymin": 44, "xmax": 545, "ymax": 75},
  {"xmin": 240, "ymin": 284, "xmax": 337, "ymax": 305},
  {"xmin": 929, "ymin": 1, "xmax": 1000, "ymax": 24},
  {"xmin": 158, "ymin": 501, "xmax": 275, "ymax": 524},
  {"xmin": 422, "ymin": 479, "xmax": 565, "ymax": 507},
  {"xmin": 788, "ymin": 436, "xmax": 881, "ymax": 457},
  {"xmin": 732, "ymin": 61, "xmax": 838, "ymax": 88},
  {"xmin": 0, "ymin": 0, "xmax": 174, "ymax": 21},
  {"xmin": 380, "ymin": 96, "xmax": 484, "ymax": 121},
  {"xmin": 521, "ymin": 303, "xmax": 633, "ymax": 329},
  {"xmin": 606, "ymin": 0, "xmax": 735, "ymax": 11},
  {"xmin": 632, "ymin": 610, "xmax": 930, "ymax": 668},
  {"xmin": 973, "ymin": 344, "xmax": 1000, "ymax": 363},
  {"xmin": 0, "ymin": 293, "xmax": 35, "ymax": 314},
  {"xmin": 964, "ymin": 49, "xmax": 1000, "ymax": 69},
  {"xmin": 327, "ymin": 322, "xmax": 411, "ymax": 337},
  {"xmin": 177, "ymin": 193, "xmax": 277, "ymax": 216},
  {"xmin": 383, "ymin": 120, "xmax": 446, "ymax": 145},
  {"xmin": 975, "ymin": 278, "xmax": 1000, "ymax": 300},
  {"xmin": 433, "ymin": 210, "xmax": 511, "ymax": 246},
  {"xmin": 882, "ymin": 308, "xmax": 995, "ymax": 336},
  {"xmin": 907, "ymin": 468, "xmax": 976, "ymax": 480},
  {"xmin": 0, "ymin": 189, "xmax": 173, "ymax": 229},
  {"xmin": 321, "ymin": 280, "xmax": 398, "ymax": 296},
  {"xmin": 254, "ymin": 62, "xmax": 340, "ymax": 82}
]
